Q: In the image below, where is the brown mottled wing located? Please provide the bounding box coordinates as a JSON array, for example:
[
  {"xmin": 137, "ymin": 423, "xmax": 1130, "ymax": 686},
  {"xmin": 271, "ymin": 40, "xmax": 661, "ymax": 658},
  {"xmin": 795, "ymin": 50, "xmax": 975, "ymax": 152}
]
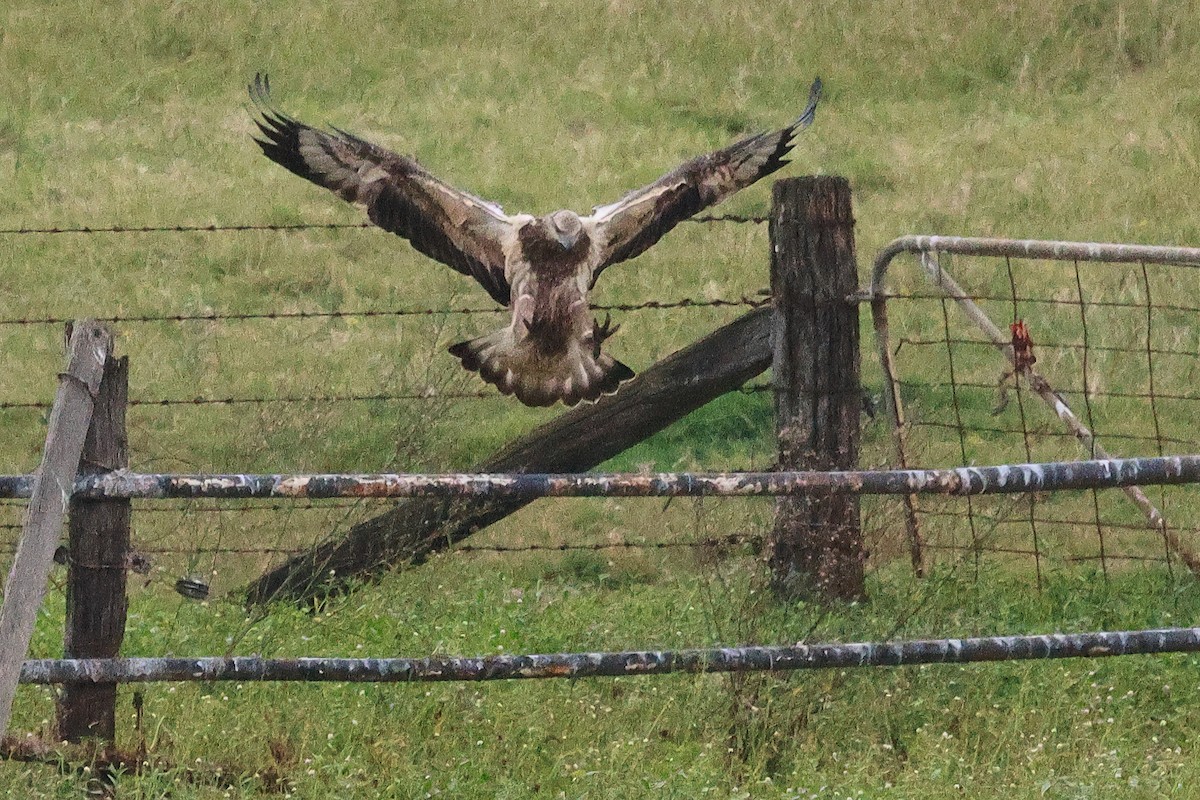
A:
[
  {"xmin": 586, "ymin": 77, "xmax": 822, "ymax": 282},
  {"xmin": 248, "ymin": 74, "xmax": 516, "ymax": 305}
]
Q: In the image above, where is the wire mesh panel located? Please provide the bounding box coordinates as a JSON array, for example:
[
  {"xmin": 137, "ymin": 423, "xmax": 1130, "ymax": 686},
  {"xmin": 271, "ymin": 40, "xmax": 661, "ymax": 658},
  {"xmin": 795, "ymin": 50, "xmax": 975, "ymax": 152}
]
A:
[{"xmin": 869, "ymin": 237, "xmax": 1200, "ymax": 584}]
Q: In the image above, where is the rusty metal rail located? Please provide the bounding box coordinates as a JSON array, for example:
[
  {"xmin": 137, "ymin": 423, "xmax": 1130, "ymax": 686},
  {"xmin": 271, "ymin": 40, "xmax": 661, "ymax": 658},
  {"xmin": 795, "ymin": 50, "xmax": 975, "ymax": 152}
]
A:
[
  {"xmin": 1, "ymin": 455, "xmax": 1200, "ymax": 500},
  {"xmin": 18, "ymin": 627, "xmax": 1200, "ymax": 685}
]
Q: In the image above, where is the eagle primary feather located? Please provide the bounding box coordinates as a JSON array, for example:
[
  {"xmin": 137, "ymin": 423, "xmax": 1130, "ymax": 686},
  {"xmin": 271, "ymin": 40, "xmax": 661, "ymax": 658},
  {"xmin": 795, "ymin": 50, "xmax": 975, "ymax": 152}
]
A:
[{"xmin": 248, "ymin": 73, "xmax": 822, "ymax": 407}]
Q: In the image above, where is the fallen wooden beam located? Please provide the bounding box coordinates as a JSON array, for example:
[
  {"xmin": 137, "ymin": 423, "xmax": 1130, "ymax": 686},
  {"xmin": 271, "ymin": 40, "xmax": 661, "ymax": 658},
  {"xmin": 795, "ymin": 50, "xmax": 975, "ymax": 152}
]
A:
[{"xmin": 244, "ymin": 306, "xmax": 773, "ymax": 605}]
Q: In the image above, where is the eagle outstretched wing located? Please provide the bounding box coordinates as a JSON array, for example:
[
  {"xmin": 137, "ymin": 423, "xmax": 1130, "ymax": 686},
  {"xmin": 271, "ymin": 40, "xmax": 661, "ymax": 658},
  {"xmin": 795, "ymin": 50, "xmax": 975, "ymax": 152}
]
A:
[
  {"xmin": 585, "ymin": 77, "xmax": 822, "ymax": 282},
  {"xmin": 248, "ymin": 73, "xmax": 519, "ymax": 305}
]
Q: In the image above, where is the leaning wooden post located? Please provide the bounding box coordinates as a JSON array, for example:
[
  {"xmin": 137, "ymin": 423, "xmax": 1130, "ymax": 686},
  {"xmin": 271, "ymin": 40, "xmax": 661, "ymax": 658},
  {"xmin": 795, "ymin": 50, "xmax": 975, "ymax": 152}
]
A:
[
  {"xmin": 245, "ymin": 307, "xmax": 776, "ymax": 605},
  {"xmin": 57, "ymin": 353, "xmax": 129, "ymax": 743},
  {"xmin": 0, "ymin": 320, "xmax": 111, "ymax": 739},
  {"xmin": 767, "ymin": 177, "xmax": 865, "ymax": 601}
]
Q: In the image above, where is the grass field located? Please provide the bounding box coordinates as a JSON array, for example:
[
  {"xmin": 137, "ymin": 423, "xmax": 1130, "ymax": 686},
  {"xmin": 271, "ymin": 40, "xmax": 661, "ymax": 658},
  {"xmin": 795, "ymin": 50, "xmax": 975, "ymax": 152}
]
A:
[{"xmin": 3, "ymin": 0, "xmax": 1200, "ymax": 796}]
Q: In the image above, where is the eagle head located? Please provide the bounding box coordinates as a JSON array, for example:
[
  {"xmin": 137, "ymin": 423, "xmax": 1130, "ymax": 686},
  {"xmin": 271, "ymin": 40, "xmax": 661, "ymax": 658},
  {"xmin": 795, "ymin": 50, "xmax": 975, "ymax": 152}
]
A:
[{"xmin": 546, "ymin": 210, "xmax": 584, "ymax": 251}]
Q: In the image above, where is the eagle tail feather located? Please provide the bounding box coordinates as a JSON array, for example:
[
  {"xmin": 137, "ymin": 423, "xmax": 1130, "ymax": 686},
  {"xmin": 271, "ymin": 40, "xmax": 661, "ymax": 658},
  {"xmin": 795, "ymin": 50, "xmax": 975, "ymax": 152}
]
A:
[{"xmin": 449, "ymin": 329, "xmax": 633, "ymax": 407}]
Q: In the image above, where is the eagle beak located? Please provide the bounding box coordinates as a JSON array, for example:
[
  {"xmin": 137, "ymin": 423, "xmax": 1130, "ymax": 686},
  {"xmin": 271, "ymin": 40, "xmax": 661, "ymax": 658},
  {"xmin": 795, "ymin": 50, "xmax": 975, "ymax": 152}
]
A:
[{"xmin": 554, "ymin": 228, "xmax": 580, "ymax": 250}]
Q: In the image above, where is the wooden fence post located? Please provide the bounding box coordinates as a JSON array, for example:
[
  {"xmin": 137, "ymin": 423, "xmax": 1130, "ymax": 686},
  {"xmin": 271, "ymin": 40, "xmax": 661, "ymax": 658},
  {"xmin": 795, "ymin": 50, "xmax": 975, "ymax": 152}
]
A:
[
  {"xmin": 0, "ymin": 320, "xmax": 111, "ymax": 739},
  {"xmin": 57, "ymin": 354, "xmax": 130, "ymax": 743},
  {"xmin": 768, "ymin": 177, "xmax": 866, "ymax": 602}
]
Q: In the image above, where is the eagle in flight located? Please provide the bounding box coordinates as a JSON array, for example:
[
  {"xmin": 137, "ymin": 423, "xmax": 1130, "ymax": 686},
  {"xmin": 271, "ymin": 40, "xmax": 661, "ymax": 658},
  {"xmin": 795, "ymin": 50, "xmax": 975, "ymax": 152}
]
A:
[{"xmin": 249, "ymin": 74, "xmax": 822, "ymax": 407}]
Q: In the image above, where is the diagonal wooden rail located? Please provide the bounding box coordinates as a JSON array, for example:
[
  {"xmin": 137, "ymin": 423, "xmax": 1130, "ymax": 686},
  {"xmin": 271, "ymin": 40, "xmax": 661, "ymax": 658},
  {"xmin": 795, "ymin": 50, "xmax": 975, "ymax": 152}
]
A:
[
  {"xmin": 247, "ymin": 304, "xmax": 775, "ymax": 604},
  {"xmin": 0, "ymin": 321, "xmax": 111, "ymax": 738}
]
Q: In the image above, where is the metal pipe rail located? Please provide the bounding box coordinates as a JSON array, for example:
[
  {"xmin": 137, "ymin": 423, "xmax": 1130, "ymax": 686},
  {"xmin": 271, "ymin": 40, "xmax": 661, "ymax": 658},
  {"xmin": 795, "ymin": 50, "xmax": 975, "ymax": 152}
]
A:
[
  {"xmin": 869, "ymin": 235, "xmax": 1200, "ymax": 290},
  {"xmin": 18, "ymin": 627, "xmax": 1200, "ymax": 685},
  {"xmin": 1, "ymin": 455, "xmax": 1199, "ymax": 500}
]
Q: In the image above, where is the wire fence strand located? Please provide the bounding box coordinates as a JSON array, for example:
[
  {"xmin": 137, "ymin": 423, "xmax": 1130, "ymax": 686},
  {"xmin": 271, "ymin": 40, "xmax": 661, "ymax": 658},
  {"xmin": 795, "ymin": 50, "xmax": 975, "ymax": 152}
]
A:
[
  {"xmin": 0, "ymin": 213, "xmax": 765, "ymax": 237},
  {"xmin": 0, "ymin": 295, "xmax": 771, "ymax": 328}
]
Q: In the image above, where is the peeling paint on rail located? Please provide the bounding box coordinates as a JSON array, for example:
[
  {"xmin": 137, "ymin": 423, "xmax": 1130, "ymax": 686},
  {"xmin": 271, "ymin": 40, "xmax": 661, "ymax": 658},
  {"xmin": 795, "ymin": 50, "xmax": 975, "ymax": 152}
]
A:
[
  {"xmin": 18, "ymin": 627, "xmax": 1200, "ymax": 684},
  {"xmin": 1, "ymin": 456, "xmax": 1199, "ymax": 500}
]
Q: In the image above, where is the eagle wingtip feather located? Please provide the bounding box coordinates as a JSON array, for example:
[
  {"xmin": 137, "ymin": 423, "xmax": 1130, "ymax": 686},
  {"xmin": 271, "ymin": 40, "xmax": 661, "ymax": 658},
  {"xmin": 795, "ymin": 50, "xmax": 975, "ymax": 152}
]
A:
[{"xmin": 792, "ymin": 76, "xmax": 822, "ymax": 130}]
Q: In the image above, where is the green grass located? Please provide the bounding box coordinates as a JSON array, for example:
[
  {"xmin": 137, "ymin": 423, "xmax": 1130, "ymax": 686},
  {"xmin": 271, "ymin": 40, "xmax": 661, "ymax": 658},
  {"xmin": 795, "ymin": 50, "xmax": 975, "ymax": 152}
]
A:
[
  {"xmin": 8, "ymin": 559, "xmax": 1200, "ymax": 798},
  {"xmin": 3, "ymin": 0, "xmax": 1200, "ymax": 796}
]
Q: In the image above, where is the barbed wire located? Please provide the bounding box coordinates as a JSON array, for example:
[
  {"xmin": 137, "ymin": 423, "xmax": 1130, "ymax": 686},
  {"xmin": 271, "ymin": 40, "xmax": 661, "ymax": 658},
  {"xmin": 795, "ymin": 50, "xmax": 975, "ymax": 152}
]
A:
[
  {"xmin": 896, "ymin": 335, "xmax": 1200, "ymax": 361},
  {"xmin": 0, "ymin": 382, "xmax": 772, "ymax": 411},
  {"xmin": 0, "ymin": 498, "xmax": 382, "ymax": 513},
  {"xmin": 0, "ymin": 534, "xmax": 1177, "ymax": 565},
  {"xmin": 895, "ymin": 378, "xmax": 1200, "ymax": 405},
  {"xmin": 16, "ymin": 284, "xmax": 1200, "ymax": 330},
  {"xmin": 0, "ymin": 533, "xmax": 765, "ymax": 560},
  {"xmin": 126, "ymin": 390, "xmax": 492, "ymax": 407},
  {"xmin": 0, "ymin": 295, "xmax": 769, "ymax": 328},
  {"xmin": 0, "ymin": 213, "xmax": 765, "ymax": 237},
  {"xmin": 0, "ymin": 306, "xmax": 498, "ymax": 327},
  {"xmin": 1, "ymin": 222, "xmax": 377, "ymax": 235},
  {"xmin": 7, "ymin": 231, "xmax": 1198, "ymax": 591},
  {"xmin": 452, "ymin": 533, "xmax": 762, "ymax": 554}
]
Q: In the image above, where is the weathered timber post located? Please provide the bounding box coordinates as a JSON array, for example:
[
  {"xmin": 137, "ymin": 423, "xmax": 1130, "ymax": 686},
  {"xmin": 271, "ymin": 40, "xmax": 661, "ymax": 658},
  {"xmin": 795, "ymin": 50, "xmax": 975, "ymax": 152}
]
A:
[
  {"xmin": 57, "ymin": 353, "xmax": 130, "ymax": 743},
  {"xmin": 0, "ymin": 320, "xmax": 111, "ymax": 739},
  {"xmin": 768, "ymin": 177, "xmax": 865, "ymax": 601}
]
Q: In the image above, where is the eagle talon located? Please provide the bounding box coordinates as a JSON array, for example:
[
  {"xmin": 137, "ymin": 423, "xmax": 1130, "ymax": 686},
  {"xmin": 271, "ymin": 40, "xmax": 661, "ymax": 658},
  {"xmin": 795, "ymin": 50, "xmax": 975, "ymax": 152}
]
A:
[{"xmin": 595, "ymin": 313, "xmax": 620, "ymax": 340}]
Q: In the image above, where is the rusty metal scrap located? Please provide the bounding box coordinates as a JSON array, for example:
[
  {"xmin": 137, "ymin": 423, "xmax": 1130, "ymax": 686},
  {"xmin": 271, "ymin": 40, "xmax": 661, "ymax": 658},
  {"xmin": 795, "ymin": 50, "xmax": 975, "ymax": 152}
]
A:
[
  {"xmin": 1009, "ymin": 320, "xmax": 1037, "ymax": 371},
  {"xmin": 1, "ymin": 455, "xmax": 1200, "ymax": 501},
  {"xmin": 18, "ymin": 627, "xmax": 1200, "ymax": 685},
  {"xmin": 993, "ymin": 319, "xmax": 1038, "ymax": 414}
]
